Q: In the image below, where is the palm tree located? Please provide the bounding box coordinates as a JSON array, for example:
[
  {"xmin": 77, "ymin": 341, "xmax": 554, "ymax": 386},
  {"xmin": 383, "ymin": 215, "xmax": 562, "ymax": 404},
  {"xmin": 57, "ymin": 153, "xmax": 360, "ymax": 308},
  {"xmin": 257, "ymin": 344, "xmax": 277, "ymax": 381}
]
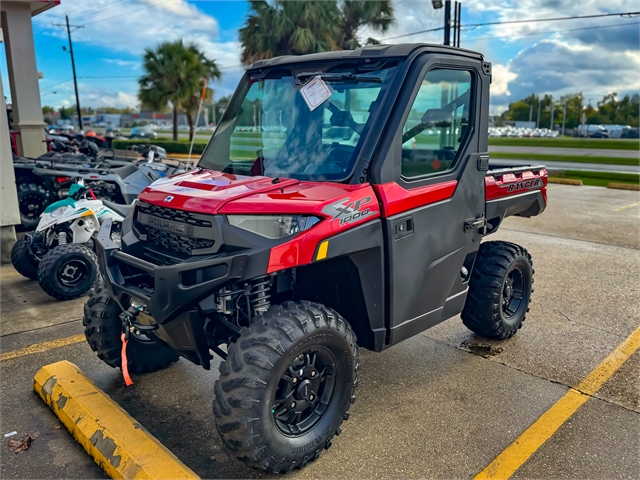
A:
[
  {"xmin": 138, "ymin": 41, "xmax": 221, "ymax": 141},
  {"xmin": 338, "ymin": 1, "xmax": 395, "ymax": 50},
  {"xmin": 240, "ymin": 1, "xmax": 341, "ymax": 64},
  {"xmin": 239, "ymin": 1, "xmax": 395, "ymax": 64}
]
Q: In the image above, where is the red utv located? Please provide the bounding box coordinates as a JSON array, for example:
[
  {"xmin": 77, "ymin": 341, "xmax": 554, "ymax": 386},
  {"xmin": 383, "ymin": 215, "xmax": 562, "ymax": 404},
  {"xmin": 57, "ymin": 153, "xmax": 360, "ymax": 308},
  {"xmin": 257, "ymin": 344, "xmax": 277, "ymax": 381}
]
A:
[{"xmin": 85, "ymin": 44, "xmax": 547, "ymax": 473}]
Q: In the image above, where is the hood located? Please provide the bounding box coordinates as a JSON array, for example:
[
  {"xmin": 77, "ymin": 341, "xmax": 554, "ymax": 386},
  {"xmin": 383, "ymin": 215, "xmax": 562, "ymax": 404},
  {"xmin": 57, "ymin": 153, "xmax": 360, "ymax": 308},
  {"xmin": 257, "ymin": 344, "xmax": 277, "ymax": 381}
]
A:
[{"xmin": 138, "ymin": 169, "xmax": 368, "ymax": 215}]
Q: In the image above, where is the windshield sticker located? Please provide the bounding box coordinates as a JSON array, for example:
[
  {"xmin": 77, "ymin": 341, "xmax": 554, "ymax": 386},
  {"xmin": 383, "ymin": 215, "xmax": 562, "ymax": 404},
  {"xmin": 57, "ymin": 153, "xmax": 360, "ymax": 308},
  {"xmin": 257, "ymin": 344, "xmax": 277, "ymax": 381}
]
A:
[
  {"xmin": 300, "ymin": 76, "xmax": 333, "ymax": 111},
  {"xmin": 323, "ymin": 196, "xmax": 375, "ymax": 226}
]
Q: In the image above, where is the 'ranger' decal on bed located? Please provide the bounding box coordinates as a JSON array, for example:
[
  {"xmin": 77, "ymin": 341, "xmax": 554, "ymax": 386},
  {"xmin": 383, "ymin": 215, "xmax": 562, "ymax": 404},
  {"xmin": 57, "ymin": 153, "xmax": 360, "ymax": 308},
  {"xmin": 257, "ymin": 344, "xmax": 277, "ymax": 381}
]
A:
[{"xmin": 502, "ymin": 178, "xmax": 544, "ymax": 193}]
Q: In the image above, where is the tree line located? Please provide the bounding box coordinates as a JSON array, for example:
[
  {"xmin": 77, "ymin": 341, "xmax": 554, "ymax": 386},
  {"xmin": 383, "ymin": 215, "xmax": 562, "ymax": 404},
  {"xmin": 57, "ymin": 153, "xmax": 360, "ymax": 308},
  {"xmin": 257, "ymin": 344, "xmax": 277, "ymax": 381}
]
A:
[{"xmin": 499, "ymin": 93, "xmax": 640, "ymax": 129}]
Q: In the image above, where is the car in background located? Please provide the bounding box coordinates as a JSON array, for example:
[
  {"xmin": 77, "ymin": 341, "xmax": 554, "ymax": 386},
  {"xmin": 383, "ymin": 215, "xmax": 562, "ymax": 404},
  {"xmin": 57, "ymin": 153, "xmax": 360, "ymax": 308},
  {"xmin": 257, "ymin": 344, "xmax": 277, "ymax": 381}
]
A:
[
  {"xmin": 106, "ymin": 126, "xmax": 123, "ymax": 137},
  {"xmin": 589, "ymin": 130, "xmax": 610, "ymax": 138},
  {"xmin": 129, "ymin": 126, "xmax": 157, "ymax": 139},
  {"xmin": 621, "ymin": 127, "xmax": 639, "ymax": 139},
  {"xmin": 322, "ymin": 126, "xmax": 360, "ymax": 146}
]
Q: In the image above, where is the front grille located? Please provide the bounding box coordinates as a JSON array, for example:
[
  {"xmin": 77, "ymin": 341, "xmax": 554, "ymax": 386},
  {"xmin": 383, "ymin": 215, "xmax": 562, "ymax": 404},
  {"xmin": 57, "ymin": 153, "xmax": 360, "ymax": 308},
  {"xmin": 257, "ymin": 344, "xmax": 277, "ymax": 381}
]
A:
[
  {"xmin": 134, "ymin": 202, "xmax": 217, "ymax": 257},
  {"xmin": 146, "ymin": 227, "xmax": 214, "ymax": 255},
  {"xmin": 137, "ymin": 203, "xmax": 213, "ymax": 228}
]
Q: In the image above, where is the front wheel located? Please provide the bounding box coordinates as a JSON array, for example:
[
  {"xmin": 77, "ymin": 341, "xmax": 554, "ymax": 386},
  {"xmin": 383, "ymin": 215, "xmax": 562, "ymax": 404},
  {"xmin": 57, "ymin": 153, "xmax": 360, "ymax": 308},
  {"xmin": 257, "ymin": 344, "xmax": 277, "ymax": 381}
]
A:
[
  {"xmin": 83, "ymin": 287, "xmax": 179, "ymax": 373},
  {"xmin": 11, "ymin": 236, "xmax": 39, "ymax": 280},
  {"xmin": 214, "ymin": 301, "xmax": 359, "ymax": 473},
  {"xmin": 37, "ymin": 243, "xmax": 99, "ymax": 300},
  {"xmin": 461, "ymin": 241, "xmax": 533, "ymax": 339}
]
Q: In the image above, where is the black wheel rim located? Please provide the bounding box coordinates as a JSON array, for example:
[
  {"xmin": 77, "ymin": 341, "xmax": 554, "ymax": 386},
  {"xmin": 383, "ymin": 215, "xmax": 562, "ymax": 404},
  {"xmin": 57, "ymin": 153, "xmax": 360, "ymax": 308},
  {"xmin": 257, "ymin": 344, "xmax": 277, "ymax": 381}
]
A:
[
  {"xmin": 271, "ymin": 348, "xmax": 337, "ymax": 436},
  {"xmin": 57, "ymin": 259, "xmax": 89, "ymax": 286},
  {"xmin": 502, "ymin": 267, "xmax": 525, "ymax": 318},
  {"xmin": 20, "ymin": 193, "xmax": 46, "ymax": 219}
]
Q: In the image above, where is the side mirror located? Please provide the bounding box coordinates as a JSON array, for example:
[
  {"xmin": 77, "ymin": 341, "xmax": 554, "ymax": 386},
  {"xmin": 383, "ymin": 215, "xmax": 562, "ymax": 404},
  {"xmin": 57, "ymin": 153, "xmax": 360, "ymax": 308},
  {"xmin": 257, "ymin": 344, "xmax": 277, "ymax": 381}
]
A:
[{"xmin": 421, "ymin": 108, "xmax": 452, "ymax": 126}]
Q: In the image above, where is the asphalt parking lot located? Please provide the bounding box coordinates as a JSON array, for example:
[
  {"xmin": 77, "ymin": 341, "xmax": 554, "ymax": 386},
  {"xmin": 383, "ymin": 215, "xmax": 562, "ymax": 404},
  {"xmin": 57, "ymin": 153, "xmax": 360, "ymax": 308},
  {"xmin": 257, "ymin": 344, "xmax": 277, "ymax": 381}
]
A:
[{"xmin": 1, "ymin": 185, "xmax": 639, "ymax": 479}]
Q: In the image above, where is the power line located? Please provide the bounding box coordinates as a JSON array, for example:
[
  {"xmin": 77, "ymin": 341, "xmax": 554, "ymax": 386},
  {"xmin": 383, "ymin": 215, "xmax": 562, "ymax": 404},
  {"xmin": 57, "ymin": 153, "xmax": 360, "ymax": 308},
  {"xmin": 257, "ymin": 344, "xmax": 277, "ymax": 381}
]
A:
[
  {"xmin": 464, "ymin": 20, "xmax": 640, "ymax": 42},
  {"xmin": 464, "ymin": 10, "xmax": 639, "ymax": 29},
  {"xmin": 383, "ymin": 10, "xmax": 640, "ymax": 41}
]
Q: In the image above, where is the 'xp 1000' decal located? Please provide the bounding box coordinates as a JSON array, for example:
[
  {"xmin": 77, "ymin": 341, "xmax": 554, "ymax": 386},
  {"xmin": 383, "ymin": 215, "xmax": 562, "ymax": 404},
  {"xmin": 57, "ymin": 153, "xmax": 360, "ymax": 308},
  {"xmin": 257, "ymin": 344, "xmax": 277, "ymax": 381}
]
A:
[
  {"xmin": 502, "ymin": 178, "xmax": 544, "ymax": 193},
  {"xmin": 323, "ymin": 196, "xmax": 376, "ymax": 226}
]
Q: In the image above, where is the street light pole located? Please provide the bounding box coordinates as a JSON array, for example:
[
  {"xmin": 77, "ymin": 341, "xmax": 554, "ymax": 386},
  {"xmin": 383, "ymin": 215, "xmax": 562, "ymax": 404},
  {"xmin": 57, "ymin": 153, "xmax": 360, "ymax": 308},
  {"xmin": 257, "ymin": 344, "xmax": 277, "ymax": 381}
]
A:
[
  {"xmin": 550, "ymin": 104, "xmax": 555, "ymax": 131},
  {"xmin": 561, "ymin": 100, "xmax": 567, "ymax": 137},
  {"xmin": 536, "ymin": 98, "xmax": 542, "ymax": 128}
]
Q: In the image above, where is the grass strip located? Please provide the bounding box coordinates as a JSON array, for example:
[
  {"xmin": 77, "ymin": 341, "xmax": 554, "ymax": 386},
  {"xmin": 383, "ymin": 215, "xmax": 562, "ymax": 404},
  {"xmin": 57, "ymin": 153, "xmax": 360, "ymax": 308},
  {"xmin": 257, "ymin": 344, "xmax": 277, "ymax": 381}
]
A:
[
  {"xmin": 549, "ymin": 170, "xmax": 640, "ymax": 187},
  {"xmin": 489, "ymin": 137, "xmax": 639, "ymax": 150},
  {"xmin": 491, "ymin": 152, "xmax": 639, "ymax": 166}
]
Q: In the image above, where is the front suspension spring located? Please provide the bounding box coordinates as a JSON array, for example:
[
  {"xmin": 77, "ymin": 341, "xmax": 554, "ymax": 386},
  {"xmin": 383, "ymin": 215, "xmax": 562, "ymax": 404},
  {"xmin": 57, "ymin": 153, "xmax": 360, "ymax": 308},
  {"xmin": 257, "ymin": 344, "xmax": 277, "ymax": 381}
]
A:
[{"xmin": 249, "ymin": 276, "xmax": 272, "ymax": 313}]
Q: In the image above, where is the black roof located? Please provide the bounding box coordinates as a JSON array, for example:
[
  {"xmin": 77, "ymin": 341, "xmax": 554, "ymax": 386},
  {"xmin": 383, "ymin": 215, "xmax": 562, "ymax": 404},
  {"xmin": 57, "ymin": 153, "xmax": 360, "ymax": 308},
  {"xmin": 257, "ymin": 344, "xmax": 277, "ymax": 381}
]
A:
[{"xmin": 248, "ymin": 43, "xmax": 484, "ymax": 70}]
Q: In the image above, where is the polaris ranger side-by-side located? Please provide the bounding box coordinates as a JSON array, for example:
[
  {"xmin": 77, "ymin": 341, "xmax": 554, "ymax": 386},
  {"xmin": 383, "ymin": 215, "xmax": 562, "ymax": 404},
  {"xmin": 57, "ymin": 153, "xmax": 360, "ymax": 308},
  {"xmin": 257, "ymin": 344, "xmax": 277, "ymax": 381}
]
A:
[{"xmin": 85, "ymin": 44, "xmax": 547, "ymax": 473}]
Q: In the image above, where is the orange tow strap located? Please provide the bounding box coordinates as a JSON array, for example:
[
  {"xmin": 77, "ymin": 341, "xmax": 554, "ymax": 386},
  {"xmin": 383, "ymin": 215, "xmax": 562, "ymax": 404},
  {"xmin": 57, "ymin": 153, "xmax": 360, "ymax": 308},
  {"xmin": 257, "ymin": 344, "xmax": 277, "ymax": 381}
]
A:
[{"xmin": 120, "ymin": 333, "xmax": 133, "ymax": 386}]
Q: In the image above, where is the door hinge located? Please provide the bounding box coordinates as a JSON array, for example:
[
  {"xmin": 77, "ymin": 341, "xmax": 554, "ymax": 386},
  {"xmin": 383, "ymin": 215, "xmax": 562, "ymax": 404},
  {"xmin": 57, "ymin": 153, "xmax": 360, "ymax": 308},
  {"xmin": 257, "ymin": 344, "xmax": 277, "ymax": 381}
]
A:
[{"xmin": 464, "ymin": 215, "xmax": 486, "ymax": 233}]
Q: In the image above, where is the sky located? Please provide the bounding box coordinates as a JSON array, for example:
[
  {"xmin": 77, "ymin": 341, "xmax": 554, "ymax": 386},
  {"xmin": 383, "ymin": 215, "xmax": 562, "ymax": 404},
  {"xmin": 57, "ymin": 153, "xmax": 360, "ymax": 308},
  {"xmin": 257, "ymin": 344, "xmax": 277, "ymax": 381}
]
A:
[{"xmin": 1, "ymin": 0, "xmax": 638, "ymax": 115}]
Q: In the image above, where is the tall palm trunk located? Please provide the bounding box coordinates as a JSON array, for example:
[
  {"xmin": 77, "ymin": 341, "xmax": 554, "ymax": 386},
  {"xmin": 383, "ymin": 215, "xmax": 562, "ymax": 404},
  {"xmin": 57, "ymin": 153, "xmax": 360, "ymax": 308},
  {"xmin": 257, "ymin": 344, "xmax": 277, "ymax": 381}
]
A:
[
  {"xmin": 172, "ymin": 105, "xmax": 178, "ymax": 141},
  {"xmin": 186, "ymin": 112, "xmax": 195, "ymax": 142}
]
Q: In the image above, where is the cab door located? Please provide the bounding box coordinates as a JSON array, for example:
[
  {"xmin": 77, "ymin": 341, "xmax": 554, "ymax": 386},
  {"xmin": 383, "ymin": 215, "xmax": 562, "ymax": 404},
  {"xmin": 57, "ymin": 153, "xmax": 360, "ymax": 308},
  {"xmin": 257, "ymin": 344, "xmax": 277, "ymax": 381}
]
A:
[{"xmin": 374, "ymin": 56, "xmax": 490, "ymax": 345}]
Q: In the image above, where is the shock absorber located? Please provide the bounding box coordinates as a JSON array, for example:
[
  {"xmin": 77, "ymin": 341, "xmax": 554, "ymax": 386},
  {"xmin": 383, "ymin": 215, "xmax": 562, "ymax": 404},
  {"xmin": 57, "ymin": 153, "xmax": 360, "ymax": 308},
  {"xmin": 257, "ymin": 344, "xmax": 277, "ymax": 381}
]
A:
[{"xmin": 249, "ymin": 276, "xmax": 272, "ymax": 313}]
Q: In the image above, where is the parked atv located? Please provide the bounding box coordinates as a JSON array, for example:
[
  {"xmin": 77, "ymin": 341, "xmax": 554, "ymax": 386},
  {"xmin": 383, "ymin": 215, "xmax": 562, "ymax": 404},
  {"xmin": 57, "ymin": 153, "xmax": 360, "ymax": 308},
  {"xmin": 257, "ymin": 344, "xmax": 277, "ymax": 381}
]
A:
[
  {"xmin": 13, "ymin": 145, "xmax": 181, "ymax": 230},
  {"xmin": 87, "ymin": 44, "xmax": 548, "ymax": 473},
  {"xmin": 11, "ymin": 181, "xmax": 132, "ymax": 300}
]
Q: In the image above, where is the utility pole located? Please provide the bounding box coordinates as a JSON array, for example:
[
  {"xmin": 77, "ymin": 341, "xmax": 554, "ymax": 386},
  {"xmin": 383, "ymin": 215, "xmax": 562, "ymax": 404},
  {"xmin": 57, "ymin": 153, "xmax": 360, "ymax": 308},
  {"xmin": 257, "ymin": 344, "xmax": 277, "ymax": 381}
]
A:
[
  {"xmin": 529, "ymin": 104, "xmax": 533, "ymax": 122},
  {"xmin": 53, "ymin": 16, "xmax": 84, "ymax": 131},
  {"xmin": 444, "ymin": 1, "xmax": 451, "ymax": 45},
  {"xmin": 455, "ymin": 2, "xmax": 462, "ymax": 47},
  {"xmin": 561, "ymin": 100, "xmax": 567, "ymax": 137},
  {"xmin": 550, "ymin": 104, "xmax": 555, "ymax": 131},
  {"xmin": 536, "ymin": 98, "xmax": 542, "ymax": 128}
]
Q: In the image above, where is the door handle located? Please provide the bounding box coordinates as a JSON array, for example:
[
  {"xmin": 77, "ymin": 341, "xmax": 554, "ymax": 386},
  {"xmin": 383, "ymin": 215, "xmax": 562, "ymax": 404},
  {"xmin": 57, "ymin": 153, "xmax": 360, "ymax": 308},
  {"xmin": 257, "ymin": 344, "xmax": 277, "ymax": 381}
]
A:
[
  {"xmin": 393, "ymin": 215, "xmax": 413, "ymax": 239},
  {"xmin": 464, "ymin": 215, "xmax": 486, "ymax": 233}
]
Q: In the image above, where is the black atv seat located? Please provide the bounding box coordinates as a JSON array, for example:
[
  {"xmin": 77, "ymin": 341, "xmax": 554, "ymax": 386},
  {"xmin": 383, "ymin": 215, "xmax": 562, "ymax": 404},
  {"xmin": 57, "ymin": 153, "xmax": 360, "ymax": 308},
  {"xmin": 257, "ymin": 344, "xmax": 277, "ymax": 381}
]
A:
[
  {"xmin": 102, "ymin": 200, "xmax": 134, "ymax": 218},
  {"xmin": 111, "ymin": 163, "xmax": 138, "ymax": 179}
]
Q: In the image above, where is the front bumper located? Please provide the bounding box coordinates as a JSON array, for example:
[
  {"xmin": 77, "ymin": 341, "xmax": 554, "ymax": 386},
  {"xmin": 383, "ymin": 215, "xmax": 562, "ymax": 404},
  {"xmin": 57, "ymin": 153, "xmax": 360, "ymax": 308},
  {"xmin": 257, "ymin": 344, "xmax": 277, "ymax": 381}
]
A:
[
  {"xmin": 96, "ymin": 218, "xmax": 248, "ymax": 324},
  {"xmin": 95, "ymin": 218, "xmax": 249, "ymax": 368}
]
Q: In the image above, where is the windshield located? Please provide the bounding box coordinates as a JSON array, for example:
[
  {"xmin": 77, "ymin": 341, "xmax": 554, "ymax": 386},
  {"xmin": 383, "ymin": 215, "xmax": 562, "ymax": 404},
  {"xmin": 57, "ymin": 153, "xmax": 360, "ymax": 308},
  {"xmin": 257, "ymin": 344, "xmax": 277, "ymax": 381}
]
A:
[{"xmin": 199, "ymin": 62, "xmax": 397, "ymax": 181}]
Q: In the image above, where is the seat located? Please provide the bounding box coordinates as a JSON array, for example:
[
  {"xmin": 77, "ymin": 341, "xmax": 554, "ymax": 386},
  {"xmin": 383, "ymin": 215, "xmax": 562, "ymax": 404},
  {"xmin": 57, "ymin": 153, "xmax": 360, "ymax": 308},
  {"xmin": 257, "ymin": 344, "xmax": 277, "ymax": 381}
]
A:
[
  {"xmin": 102, "ymin": 199, "xmax": 134, "ymax": 218},
  {"xmin": 110, "ymin": 163, "xmax": 138, "ymax": 179}
]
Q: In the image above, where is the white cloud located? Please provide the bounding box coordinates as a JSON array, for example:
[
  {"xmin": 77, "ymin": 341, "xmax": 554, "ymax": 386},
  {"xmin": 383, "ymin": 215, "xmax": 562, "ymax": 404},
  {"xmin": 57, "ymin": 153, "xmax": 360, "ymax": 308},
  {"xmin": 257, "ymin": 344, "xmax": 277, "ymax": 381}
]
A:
[
  {"xmin": 31, "ymin": 0, "xmax": 245, "ymax": 108},
  {"xmin": 34, "ymin": 0, "xmax": 238, "ymax": 66},
  {"xmin": 491, "ymin": 64, "xmax": 517, "ymax": 96},
  {"xmin": 491, "ymin": 38, "xmax": 640, "ymax": 106}
]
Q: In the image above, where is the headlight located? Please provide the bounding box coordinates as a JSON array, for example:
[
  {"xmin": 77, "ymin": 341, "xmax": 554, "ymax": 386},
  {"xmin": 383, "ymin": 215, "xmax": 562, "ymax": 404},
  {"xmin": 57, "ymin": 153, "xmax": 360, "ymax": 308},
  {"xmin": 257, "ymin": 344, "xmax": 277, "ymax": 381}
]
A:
[
  {"xmin": 227, "ymin": 215, "xmax": 320, "ymax": 239},
  {"xmin": 50, "ymin": 207, "xmax": 67, "ymax": 218}
]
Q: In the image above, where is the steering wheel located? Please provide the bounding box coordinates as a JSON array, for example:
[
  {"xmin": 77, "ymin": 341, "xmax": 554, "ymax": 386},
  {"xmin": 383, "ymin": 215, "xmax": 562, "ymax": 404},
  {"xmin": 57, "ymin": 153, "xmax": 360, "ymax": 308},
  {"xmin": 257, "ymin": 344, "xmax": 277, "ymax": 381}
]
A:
[{"xmin": 324, "ymin": 145, "xmax": 355, "ymax": 173}]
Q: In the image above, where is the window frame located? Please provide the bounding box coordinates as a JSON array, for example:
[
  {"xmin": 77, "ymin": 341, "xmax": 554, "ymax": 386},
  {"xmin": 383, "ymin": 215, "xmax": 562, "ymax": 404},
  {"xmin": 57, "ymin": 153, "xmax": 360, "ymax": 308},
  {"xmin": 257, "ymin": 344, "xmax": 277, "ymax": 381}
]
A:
[{"xmin": 391, "ymin": 57, "xmax": 480, "ymax": 188}]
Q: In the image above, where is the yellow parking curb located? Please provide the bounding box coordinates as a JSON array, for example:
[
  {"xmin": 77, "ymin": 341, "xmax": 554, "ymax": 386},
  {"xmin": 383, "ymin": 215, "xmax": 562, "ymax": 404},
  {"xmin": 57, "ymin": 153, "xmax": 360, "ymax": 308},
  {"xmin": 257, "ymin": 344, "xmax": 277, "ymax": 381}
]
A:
[
  {"xmin": 607, "ymin": 182, "xmax": 640, "ymax": 191},
  {"xmin": 547, "ymin": 178, "xmax": 583, "ymax": 185},
  {"xmin": 34, "ymin": 360, "xmax": 199, "ymax": 479}
]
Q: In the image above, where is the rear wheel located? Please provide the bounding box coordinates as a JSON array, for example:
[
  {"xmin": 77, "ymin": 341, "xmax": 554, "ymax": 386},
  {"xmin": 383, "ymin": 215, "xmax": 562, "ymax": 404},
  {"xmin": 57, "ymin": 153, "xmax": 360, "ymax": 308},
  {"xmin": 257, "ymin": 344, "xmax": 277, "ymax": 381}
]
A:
[
  {"xmin": 461, "ymin": 241, "xmax": 533, "ymax": 339},
  {"xmin": 16, "ymin": 183, "xmax": 53, "ymax": 231},
  {"xmin": 83, "ymin": 287, "xmax": 179, "ymax": 373},
  {"xmin": 213, "ymin": 301, "xmax": 359, "ymax": 473},
  {"xmin": 37, "ymin": 243, "xmax": 98, "ymax": 300},
  {"xmin": 11, "ymin": 236, "xmax": 39, "ymax": 280}
]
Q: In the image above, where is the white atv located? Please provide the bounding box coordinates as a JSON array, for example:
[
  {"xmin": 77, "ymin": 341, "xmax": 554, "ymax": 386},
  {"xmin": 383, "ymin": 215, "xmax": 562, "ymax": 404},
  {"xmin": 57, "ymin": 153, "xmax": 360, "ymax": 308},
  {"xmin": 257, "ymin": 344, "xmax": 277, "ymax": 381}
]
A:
[{"xmin": 11, "ymin": 181, "xmax": 132, "ymax": 300}]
